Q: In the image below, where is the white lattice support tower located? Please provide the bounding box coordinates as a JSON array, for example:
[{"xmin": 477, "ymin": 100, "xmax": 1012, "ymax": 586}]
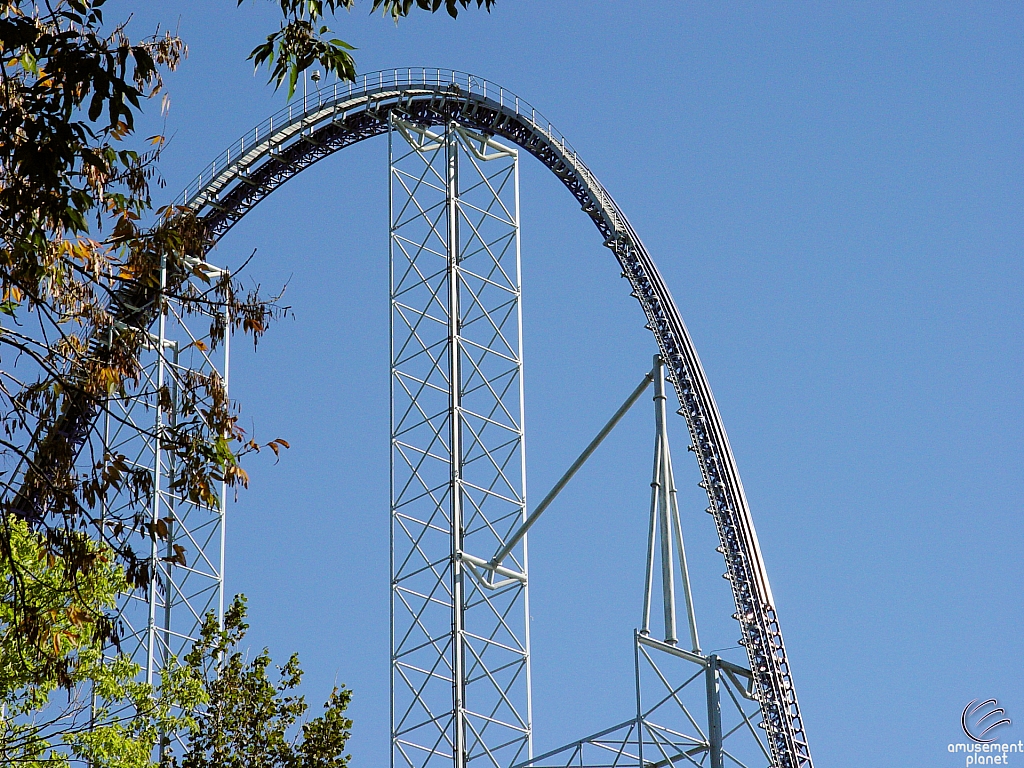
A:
[
  {"xmin": 390, "ymin": 118, "xmax": 532, "ymax": 768},
  {"xmin": 97, "ymin": 258, "xmax": 230, "ymax": 684}
]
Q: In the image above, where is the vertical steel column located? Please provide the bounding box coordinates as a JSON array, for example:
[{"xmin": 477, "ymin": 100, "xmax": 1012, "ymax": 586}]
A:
[
  {"xmin": 705, "ymin": 656, "xmax": 724, "ymax": 768},
  {"xmin": 657, "ymin": 375, "xmax": 700, "ymax": 654},
  {"xmin": 515, "ymin": 137, "xmax": 534, "ymax": 766},
  {"xmin": 145, "ymin": 251, "xmax": 169, "ymax": 686},
  {"xmin": 388, "ymin": 121, "xmax": 396, "ymax": 768},
  {"xmin": 446, "ymin": 125, "xmax": 468, "ymax": 768},
  {"xmin": 652, "ymin": 356, "xmax": 677, "ymax": 646},
  {"xmin": 633, "ymin": 631, "xmax": 645, "ymax": 768},
  {"xmin": 640, "ymin": 436, "xmax": 661, "ymax": 637},
  {"xmin": 219, "ymin": 304, "xmax": 230, "ymax": 629},
  {"xmin": 391, "ymin": 119, "xmax": 530, "ymax": 768},
  {"xmin": 161, "ymin": 344, "xmax": 179, "ymax": 670}
]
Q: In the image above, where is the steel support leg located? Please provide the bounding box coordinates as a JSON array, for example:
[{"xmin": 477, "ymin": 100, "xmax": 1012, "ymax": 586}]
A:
[
  {"xmin": 706, "ymin": 655, "xmax": 724, "ymax": 768},
  {"xmin": 446, "ymin": 124, "xmax": 468, "ymax": 768}
]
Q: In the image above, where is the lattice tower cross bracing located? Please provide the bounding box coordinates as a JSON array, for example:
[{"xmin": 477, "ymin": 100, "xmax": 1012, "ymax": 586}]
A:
[
  {"xmin": 389, "ymin": 119, "xmax": 532, "ymax": 768},
  {"xmin": 97, "ymin": 255, "xmax": 230, "ymax": 684}
]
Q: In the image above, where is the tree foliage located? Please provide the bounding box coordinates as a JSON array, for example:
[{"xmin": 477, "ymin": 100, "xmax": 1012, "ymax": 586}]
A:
[
  {"xmin": 0, "ymin": 0, "xmax": 495, "ymax": 638},
  {"xmin": 248, "ymin": 0, "xmax": 494, "ymax": 97},
  {"xmin": 0, "ymin": 0, "xmax": 289, "ymax": 677},
  {"xmin": 171, "ymin": 596, "xmax": 352, "ymax": 768},
  {"xmin": 0, "ymin": 0, "xmax": 493, "ymax": 761},
  {"xmin": 0, "ymin": 519, "xmax": 349, "ymax": 768},
  {"xmin": 0, "ymin": 516, "xmax": 204, "ymax": 767}
]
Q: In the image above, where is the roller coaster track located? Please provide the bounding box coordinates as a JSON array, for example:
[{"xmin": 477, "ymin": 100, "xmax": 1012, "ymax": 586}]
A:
[{"xmin": 33, "ymin": 69, "xmax": 813, "ymax": 768}]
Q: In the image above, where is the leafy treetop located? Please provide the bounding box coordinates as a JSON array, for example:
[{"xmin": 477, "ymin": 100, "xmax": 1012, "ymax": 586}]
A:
[{"xmin": 0, "ymin": 0, "xmax": 492, "ymax": 713}]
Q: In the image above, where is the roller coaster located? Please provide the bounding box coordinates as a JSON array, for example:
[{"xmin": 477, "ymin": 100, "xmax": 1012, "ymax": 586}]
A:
[{"xmin": 35, "ymin": 70, "xmax": 815, "ymax": 768}]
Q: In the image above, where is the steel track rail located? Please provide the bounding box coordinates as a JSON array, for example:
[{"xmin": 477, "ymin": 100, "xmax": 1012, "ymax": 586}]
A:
[{"xmin": 35, "ymin": 69, "xmax": 813, "ymax": 768}]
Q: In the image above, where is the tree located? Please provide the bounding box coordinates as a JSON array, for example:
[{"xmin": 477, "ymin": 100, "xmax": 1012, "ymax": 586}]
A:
[
  {"xmin": 0, "ymin": 515, "xmax": 350, "ymax": 768},
  {"xmin": 171, "ymin": 596, "xmax": 352, "ymax": 768},
  {"xmin": 0, "ymin": 0, "xmax": 280, "ymax": 670},
  {"xmin": 0, "ymin": 0, "xmax": 493, "ymax": 763},
  {"xmin": 0, "ymin": 515, "xmax": 203, "ymax": 767},
  {"xmin": 249, "ymin": 0, "xmax": 494, "ymax": 97},
  {"xmin": 0, "ymin": 0, "xmax": 492, "ymax": 668}
]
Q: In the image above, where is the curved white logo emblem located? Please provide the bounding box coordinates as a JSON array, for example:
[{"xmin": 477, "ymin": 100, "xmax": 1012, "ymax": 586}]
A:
[{"xmin": 962, "ymin": 699, "xmax": 1012, "ymax": 743}]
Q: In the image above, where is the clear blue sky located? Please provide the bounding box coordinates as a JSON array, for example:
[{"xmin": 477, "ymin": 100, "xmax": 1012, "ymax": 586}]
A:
[{"xmin": 120, "ymin": 2, "xmax": 1022, "ymax": 765}]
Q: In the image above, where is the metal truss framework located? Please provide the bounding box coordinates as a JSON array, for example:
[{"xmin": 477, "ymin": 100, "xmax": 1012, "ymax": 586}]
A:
[
  {"xmin": 26, "ymin": 70, "xmax": 814, "ymax": 768},
  {"xmin": 514, "ymin": 357, "xmax": 771, "ymax": 768},
  {"xmin": 390, "ymin": 119, "xmax": 531, "ymax": 768},
  {"xmin": 94, "ymin": 258, "xmax": 230, "ymax": 683},
  {"xmin": 521, "ymin": 636, "xmax": 768, "ymax": 768}
]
